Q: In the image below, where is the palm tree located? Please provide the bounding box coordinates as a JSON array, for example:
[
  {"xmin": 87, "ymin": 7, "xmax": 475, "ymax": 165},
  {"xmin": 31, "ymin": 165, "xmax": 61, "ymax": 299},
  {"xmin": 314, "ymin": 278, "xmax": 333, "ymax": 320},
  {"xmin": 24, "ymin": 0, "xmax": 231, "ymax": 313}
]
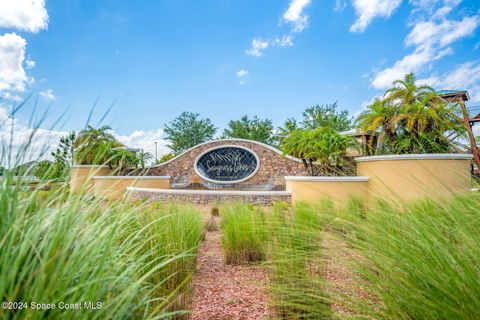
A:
[
  {"xmin": 74, "ymin": 125, "xmax": 122, "ymax": 165},
  {"xmin": 281, "ymin": 127, "xmax": 357, "ymax": 175},
  {"xmin": 385, "ymin": 72, "xmax": 438, "ymax": 106},
  {"xmin": 357, "ymin": 98, "xmax": 398, "ymax": 148},
  {"xmin": 357, "ymin": 73, "xmax": 465, "ymax": 154}
]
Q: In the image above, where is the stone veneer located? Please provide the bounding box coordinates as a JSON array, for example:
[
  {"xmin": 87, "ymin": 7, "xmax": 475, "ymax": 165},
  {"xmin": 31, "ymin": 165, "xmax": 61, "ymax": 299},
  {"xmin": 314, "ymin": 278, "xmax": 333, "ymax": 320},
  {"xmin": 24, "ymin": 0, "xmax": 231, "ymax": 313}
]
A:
[
  {"xmin": 128, "ymin": 188, "xmax": 292, "ymax": 206},
  {"xmin": 146, "ymin": 139, "xmax": 308, "ymax": 186}
]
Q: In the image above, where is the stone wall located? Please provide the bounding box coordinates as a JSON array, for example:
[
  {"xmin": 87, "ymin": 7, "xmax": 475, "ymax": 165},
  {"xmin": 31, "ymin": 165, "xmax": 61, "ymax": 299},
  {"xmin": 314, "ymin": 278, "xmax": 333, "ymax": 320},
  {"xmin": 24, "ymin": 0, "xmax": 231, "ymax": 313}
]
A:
[
  {"xmin": 146, "ymin": 139, "xmax": 308, "ymax": 186},
  {"xmin": 128, "ymin": 188, "xmax": 292, "ymax": 206}
]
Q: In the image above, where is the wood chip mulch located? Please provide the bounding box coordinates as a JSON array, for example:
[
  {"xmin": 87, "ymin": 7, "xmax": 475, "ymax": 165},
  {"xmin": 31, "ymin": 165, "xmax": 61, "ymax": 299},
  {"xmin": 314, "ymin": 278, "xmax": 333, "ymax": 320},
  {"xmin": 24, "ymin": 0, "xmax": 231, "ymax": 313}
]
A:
[
  {"xmin": 324, "ymin": 234, "xmax": 374, "ymax": 316},
  {"xmin": 190, "ymin": 230, "xmax": 270, "ymax": 320}
]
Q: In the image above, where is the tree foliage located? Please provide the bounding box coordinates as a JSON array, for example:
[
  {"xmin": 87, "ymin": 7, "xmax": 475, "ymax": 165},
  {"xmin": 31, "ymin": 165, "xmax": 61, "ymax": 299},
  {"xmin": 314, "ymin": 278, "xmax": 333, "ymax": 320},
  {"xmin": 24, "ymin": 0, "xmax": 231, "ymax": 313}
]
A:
[
  {"xmin": 357, "ymin": 73, "xmax": 464, "ymax": 154},
  {"xmin": 109, "ymin": 148, "xmax": 139, "ymax": 172},
  {"xmin": 300, "ymin": 102, "xmax": 353, "ymax": 131},
  {"xmin": 281, "ymin": 127, "xmax": 357, "ymax": 175},
  {"xmin": 164, "ymin": 112, "xmax": 217, "ymax": 154},
  {"xmin": 222, "ymin": 115, "xmax": 276, "ymax": 145},
  {"xmin": 156, "ymin": 153, "xmax": 175, "ymax": 164},
  {"xmin": 36, "ymin": 132, "xmax": 76, "ymax": 180},
  {"xmin": 277, "ymin": 102, "xmax": 353, "ymax": 146},
  {"xmin": 74, "ymin": 125, "xmax": 122, "ymax": 165}
]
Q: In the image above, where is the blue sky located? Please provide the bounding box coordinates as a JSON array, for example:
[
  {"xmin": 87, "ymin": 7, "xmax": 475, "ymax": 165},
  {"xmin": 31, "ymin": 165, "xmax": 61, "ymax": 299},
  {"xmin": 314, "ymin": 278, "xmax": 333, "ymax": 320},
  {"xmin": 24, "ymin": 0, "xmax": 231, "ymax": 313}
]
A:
[{"xmin": 1, "ymin": 0, "xmax": 480, "ymax": 158}]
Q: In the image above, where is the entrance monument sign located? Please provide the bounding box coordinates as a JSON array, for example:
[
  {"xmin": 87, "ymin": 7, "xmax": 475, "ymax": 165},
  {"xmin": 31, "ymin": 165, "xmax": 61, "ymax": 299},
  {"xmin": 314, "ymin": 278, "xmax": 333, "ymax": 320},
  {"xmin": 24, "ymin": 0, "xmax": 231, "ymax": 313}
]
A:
[{"xmin": 194, "ymin": 146, "xmax": 259, "ymax": 183}]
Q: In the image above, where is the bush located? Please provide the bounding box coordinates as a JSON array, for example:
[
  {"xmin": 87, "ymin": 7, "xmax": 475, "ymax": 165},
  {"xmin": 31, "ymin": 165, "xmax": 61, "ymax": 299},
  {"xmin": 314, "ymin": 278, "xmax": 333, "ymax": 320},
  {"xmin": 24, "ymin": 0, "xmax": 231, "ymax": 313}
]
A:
[{"xmin": 220, "ymin": 202, "xmax": 268, "ymax": 264}]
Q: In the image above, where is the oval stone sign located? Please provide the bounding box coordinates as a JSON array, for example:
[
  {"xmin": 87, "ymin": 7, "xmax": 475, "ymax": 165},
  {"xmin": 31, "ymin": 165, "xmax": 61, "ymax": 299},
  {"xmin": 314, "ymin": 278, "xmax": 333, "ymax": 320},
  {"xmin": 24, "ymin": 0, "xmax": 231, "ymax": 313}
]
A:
[{"xmin": 195, "ymin": 146, "xmax": 259, "ymax": 183}]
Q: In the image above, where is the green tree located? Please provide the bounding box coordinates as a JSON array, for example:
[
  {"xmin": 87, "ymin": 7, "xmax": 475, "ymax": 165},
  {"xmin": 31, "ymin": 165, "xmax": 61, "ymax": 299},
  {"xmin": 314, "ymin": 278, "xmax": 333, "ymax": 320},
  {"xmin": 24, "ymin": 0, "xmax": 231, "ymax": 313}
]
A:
[
  {"xmin": 108, "ymin": 148, "xmax": 140, "ymax": 172},
  {"xmin": 281, "ymin": 127, "xmax": 357, "ymax": 175},
  {"xmin": 38, "ymin": 132, "xmax": 76, "ymax": 179},
  {"xmin": 74, "ymin": 125, "xmax": 122, "ymax": 164},
  {"xmin": 156, "ymin": 153, "xmax": 175, "ymax": 164},
  {"xmin": 300, "ymin": 102, "xmax": 353, "ymax": 131},
  {"xmin": 276, "ymin": 118, "xmax": 299, "ymax": 144},
  {"xmin": 164, "ymin": 112, "xmax": 217, "ymax": 154},
  {"xmin": 385, "ymin": 72, "xmax": 439, "ymax": 106},
  {"xmin": 222, "ymin": 115, "xmax": 276, "ymax": 145},
  {"xmin": 357, "ymin": 98, "xmax": 398, "ymax": 150},
  {"xmin": 357, "ymin": 73, "xmax": 464, "ymax": 154},
  {"xmin": 277, "ymin": 102, "xmax": 352, "ymax": 146}
]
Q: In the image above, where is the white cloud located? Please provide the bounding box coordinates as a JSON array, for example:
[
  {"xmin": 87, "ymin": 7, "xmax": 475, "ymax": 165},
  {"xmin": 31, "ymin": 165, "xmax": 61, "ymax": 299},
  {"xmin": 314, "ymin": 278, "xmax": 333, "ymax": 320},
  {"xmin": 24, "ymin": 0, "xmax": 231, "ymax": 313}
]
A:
[
  {"xmin": 371, "ymin": 2, "xmax": 480, "ymax": 90},
  {"xmin": 236, "ymin": 69, "xmax": 249, "ymax": 85},
  {"xmin": 246, "ymin": 35, "xmax": 295, "ymax": 58},
  {"xmin": 246, "ymin": 38, "xmax": 269, "ymax": 57},
  {"xmin": 39, "ymin": 89, "xmax": 55, "ymax": 100},
  {"xmin": 0, "ymin": 0, "xmax": 48, "ymax": 33},
  {"xmin": 406, "ymin": 15, "xmax": 480, "ymax": 48},
  {"xmin": 1, "ymin": 91, "xmax": 23, "ymax": 102},
  {"xmin": 333, "ymin": 0, "xmax": 347, "ymax": 12},
  {"xmin": 245, "ymin": 0, "xmax": 310, "ymax": 57},
  {"xmin": 0, "ymin": 33, "xmax": 28, "ymax": 93},
  {"xmin": 25, "ymin": 59, "xmax": 35, "ymax": 69},
  {"xmin": 236, "ymin": 69, "xmax": 249, "ymax": 77},
  {"xmin": 282, "ymin": 0, "xmax": 311, "ymax": 33},
  {"xmin": 274, "ymin": 35, "xmax": 294, "ymax": 47},
  {"xmin": 0, "ymin": 103, "xmax": 67, "ymax": 166},
  {"xmin": 372, "ymin": 45, "xmax": 452, "ymax": 89},
  {"xmin": 114, "ymin": 129, "xmax": 170, "ymax": 163},
  {"xmin": 350, "ymin": 0, "xmax": 403, "ymax": 33},
  {"xmin": 418, "ymin": 61, "xmax": 480, "ymax": 103},
  {"xmin": 0, "ymin": 103, "xmax": 171, "ymax": 166}
]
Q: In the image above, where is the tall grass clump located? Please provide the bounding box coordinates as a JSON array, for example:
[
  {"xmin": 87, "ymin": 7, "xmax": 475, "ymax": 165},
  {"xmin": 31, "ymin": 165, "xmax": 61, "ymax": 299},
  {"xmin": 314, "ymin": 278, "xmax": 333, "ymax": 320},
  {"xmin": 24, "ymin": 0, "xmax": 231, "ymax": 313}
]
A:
[
  {"xmin": 133, "ymin": 202, "xmax": 204, "ymax": 314},
  {"xmin": 220, "ymin": 202, "xmax": 268, "ymax": 264},
  {"xmin": 269, "ymin": 201, "xmax": 331, "ymax": 319},
  {"xmin": 0, "ymin": 174, "xmax": 203, "ymax": 319},
  {"xmin": 344, "ymin": 195, "xmax": 480, "ymax": 319}
]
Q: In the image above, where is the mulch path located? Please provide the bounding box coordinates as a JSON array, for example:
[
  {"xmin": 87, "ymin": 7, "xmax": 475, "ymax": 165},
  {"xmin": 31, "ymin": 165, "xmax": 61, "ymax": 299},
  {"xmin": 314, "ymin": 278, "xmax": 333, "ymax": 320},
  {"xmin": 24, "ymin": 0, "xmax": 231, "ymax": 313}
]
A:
[
  {"xmin": 190, "ymin": 230, "xmax": 270, "ymax": 320},
  {"xmin": 324, "ymin": 234, "xmax": 373, "ymax": 316}
]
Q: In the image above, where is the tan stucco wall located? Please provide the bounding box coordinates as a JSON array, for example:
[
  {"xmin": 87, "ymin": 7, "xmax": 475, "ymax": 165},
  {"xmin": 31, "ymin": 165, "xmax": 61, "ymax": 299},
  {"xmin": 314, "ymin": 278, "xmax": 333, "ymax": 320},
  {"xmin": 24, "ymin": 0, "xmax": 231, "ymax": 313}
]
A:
[
  {"xmin": 286, "ymin": 178, "xmax": 369, "ymax": 207},
  {"xmin": 70, "ymin": 166, "xmax": 111, "ymax": 193},
  {"xmin": 356, "ymin": 157, "xmax": 471, "ymax": 202},
  {"xmin": 92, "ymin": 177, "xmax": 170, "ymax": 200}
]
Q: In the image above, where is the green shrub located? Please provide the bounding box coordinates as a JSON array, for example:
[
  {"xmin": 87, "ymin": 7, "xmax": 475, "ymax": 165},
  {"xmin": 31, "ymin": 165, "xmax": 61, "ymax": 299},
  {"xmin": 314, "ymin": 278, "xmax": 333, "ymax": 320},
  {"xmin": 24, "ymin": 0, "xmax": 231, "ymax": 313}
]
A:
[{"xmin": 220, "ymin": 202, "xmax": 268, "ymax": 264}]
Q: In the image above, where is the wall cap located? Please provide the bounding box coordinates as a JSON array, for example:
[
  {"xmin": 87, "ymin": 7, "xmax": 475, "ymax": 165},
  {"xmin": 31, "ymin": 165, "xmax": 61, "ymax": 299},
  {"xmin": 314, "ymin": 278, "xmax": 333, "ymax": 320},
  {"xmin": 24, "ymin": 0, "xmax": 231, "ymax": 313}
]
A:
[
  {"xmin": 148, "ymin": 138, "xmax": 302, "ymax": 168},
  {"xmin": 285, "ymin": 176, "xmax": 369, "ymax": 182},
  {"xmin": 355, "ymin": 153, "xmax": 473, "ymax": 162},
  {"xmin": 93, "ymin": 176, "xmax": 170, "ymax": 180},
  {"xmin": 72, "ymin": 165, "xmax": 110, "ymax": 168},
  {"xmin": 126, "ymin": 187, "xmax": 291, "ymax": 196}
]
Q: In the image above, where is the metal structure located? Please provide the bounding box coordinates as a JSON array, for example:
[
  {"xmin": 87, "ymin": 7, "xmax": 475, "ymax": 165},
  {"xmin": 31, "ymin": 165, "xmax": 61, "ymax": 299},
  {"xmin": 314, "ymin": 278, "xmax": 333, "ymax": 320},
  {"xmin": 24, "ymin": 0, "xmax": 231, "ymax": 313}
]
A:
[{"xmin": 438, "ymin": 90, "xmax": 480, "ymax": 174}]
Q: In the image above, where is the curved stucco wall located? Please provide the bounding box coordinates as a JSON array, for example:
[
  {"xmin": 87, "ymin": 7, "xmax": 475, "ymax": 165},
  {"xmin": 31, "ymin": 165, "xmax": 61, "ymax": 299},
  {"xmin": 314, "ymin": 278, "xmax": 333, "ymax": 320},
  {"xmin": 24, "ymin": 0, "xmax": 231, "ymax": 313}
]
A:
[
  {"xmin": 356, "ymin": 154, "xmax": 472, "ymax": 202},
  {"xmin": 92, "ymin": 176, "xmax": 170, "ymax": 200},
  {"xmin": 70, "ymin": 165, "xmax": 111, "ymax": 193},
  {"xmin": 285, "ymin": 176, "xmax": 369, "ymax": 207}
]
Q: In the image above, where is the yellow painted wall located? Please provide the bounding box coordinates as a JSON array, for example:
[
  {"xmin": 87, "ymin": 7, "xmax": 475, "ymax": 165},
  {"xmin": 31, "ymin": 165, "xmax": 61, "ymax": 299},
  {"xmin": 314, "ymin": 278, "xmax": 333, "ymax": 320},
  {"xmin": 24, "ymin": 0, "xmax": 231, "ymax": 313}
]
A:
[
  {"xmin": 286, "ymin": 179, "xmax": 369, "ymax": 207},
  {"xmin": 92, "ymin": 177, "xmax": 170, "ymax": 200},
  {"xmin": 356, "ymin": 158, "xmax": 471, "ymax": 202},
  {"xmin": 70, "ymin": 166, "xmax": 111, "ymax": 193}
]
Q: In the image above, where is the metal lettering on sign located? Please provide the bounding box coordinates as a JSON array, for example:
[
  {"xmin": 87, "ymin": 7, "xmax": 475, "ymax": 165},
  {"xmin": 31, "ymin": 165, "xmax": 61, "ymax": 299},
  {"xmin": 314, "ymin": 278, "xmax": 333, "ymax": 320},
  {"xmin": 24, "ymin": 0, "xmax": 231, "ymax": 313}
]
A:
[{"xmin": 194, "ymin": 146, "xmax": 259, "ymax": 183}]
